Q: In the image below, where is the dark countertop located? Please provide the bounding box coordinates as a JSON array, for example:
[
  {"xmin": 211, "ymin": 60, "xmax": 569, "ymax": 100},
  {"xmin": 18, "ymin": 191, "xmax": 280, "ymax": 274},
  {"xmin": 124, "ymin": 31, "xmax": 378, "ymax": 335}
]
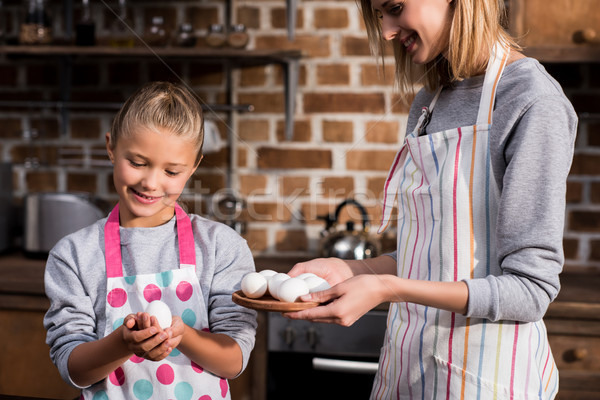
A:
[{"xmin": 2, "ymin": 249, "xmax": 600, "ymax": 317}]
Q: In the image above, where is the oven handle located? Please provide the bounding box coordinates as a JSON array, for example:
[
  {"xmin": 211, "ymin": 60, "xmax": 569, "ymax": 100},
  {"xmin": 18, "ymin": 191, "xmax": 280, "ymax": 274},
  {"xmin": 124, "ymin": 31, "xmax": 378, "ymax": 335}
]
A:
[{"xmin": 312, "ymin": 357, "xmax": 379, "ymax": 375}]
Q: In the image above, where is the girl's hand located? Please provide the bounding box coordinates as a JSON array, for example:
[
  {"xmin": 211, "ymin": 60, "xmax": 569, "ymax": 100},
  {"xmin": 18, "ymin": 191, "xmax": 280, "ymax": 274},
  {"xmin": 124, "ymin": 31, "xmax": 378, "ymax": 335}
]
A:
[
  {"xmin": 288, "ymin": 257, "xmax": 354, "ymax": 286},
  {"xmin": 285, "ymin": 274, "xmax": 390, "ymax": 327},
  {"xmin": 122, "ymin": 312, "xmax": 173, "ymax": 361},
  {"xmin": 162, "ymin": 316, "xmax": 185, "ymax": 350}
]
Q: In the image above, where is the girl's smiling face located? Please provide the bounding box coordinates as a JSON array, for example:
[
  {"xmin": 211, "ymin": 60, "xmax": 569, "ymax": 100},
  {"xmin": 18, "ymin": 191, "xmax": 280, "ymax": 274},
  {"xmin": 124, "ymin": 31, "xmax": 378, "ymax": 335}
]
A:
[
  {"xmin": 106, "ymin": 127, "xmax": 200, "ymax": 228},
  {"xmin": 372, "ymin": 0, "xmax": 453, "ymax": 65}
]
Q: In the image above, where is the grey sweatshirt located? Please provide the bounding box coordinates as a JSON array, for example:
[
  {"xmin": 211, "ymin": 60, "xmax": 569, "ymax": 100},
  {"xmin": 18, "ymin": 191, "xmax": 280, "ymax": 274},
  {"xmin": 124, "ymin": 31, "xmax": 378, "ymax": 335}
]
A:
[
  {"xmin": 390, "ymin": 57, "xmax": 577, "ymax": 322},
  {"xmin": 44, "ymin": 212, "xmax": 257, "ymax": 388}
]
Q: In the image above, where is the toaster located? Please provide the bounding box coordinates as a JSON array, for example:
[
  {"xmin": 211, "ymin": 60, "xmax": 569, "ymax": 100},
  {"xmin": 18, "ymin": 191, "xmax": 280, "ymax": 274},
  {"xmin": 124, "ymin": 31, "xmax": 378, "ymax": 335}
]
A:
[{"xmin": 24, "ymin": 192, "xmax": 111, "ymax": 256}]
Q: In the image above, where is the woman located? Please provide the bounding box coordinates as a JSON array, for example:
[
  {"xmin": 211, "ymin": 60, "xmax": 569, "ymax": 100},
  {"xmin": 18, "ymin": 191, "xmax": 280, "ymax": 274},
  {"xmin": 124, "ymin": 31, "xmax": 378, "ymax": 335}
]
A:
[{"xmin": 287, "ymin": 0, "xmax": 577, "ymax": 398}]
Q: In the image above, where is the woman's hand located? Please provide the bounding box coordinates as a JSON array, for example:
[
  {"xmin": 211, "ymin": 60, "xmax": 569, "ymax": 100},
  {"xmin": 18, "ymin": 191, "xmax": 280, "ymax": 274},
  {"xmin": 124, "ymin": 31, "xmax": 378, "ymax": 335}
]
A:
[
  {"xmin": 285, "ymin": 274, "xmax": 392, "ymax": 327},
  {"xmin": 288, "ymin": 257, "xmax": 354, "ymax": 286}
]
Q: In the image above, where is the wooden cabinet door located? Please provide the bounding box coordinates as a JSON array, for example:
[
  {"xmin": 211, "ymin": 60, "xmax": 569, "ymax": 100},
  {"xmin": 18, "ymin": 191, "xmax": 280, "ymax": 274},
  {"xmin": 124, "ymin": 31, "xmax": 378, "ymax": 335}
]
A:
[{"xmin": 509, "ymin": 0, "xmax": 600, "ymax": 47}]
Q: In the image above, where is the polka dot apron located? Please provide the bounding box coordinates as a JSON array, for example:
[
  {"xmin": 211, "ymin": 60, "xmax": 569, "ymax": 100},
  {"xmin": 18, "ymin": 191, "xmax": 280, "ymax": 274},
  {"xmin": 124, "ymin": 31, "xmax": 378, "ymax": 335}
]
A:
[
  {"xmin": 371, "ymin": 43, "xmax": 558, "ymax": 399},
  {"xmin": 82, "ymin": 204, "xmax": 230, "ymax": 400}
]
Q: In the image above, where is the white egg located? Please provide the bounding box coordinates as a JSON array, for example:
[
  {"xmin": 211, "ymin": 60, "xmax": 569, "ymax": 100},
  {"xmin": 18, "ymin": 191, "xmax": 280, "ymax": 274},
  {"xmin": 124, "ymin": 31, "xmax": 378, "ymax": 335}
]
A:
[
  {"xmin": 304, "ymin": 276, "xmax": 331, "ymax": 293},
  {"xmin": 297, "ymin": 272, "xmax": 318, "ymax": 280},
  {"xmin": 267, "ymin": 273, "xmax": 290, "ymax": 299},
  {"xmin": 145, "ymin": 300, "xmax": 172, "ymax": 329},
  {"xmin": 241, "ymin": 272, "xmax": 268, "ymax": 298},
  {"xmin": 277, "ymin": 277, "xmax": 310, "ymax": 303},
  {"xmin": 258, "ymin": 269, "xmax": 277, "ymax": 279}
]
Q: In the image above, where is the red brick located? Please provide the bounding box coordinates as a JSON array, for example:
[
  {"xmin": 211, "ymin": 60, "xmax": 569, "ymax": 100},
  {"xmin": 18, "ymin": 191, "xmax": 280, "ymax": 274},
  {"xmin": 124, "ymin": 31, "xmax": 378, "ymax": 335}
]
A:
[
  {"xmin": 241, "ymin": 202, "xmax": 292, "ymax": 223},
  {"xmin": 365, "ymin": 120, "xmax": 401, "ymax": 143},
  {"xmin": 591, "ymin": 182, "xmax": 600, "ymax": 204},
  {"xmin": 238, "ymin": 6, "xmax": 261, "ymax": 29},
  {"xmin": 563, "ymin": 238, "xmax": 579, "ymax": 260},
  {"xmin": 570, "ymin": 154, "xmax": 600, "ymax": 175},
  {"xmin": 280, "ymin": 176, "xmax": 310, "ymax": 196},
  {"xmin": 590, "ymin": 239, "xmax": 600, "ymax": 261},
  {"xmin": 318, "ymin": 177, "xmax": 354, "ymax": 198},
  {"xmin": 314, "ymin": 8, "xmax": 349, "ymax": 29},
  {"xmin": 238, "ymin": 93, "xmax": 285, "ymax": 113},
  {"xmin": 345, "ymin": 150, "xmax": 397, "ymax": 171},
  {"xmin": 568, "ymin": 210, "xmax": 600, "ymax": 233},
  {"xmin": 276, "ymin": 230, "xmax": 308, "ymax": 252},
  {"xmin": 304, "ymin": 92, "xmax": 385, "ymax": 113},
  {"xmin": 243, "ymin": 229, "xmax": 268, "ymax": 252},
  {"xmin": 367, "ymin": 176, "xmax": 387, "ymax": 200},
  {"xmin": 67, "ymin": 172, "xmax": 97, "ymax": 193},
  {"xmin": 70, "ymin": 118, "xmax": 101, "ymax": 140},
  {"xmin": 316, "ymin": 64, "xmax": 350, "ymax": 86},
  {"xmin": 240, "ymin": 65, "xmax": 268, "ymax": 87},
  {"xmin": 190, "ymin": 172, "xmax": 225, "ymax": 194},
  {"xmin": 276, "ymin": 120, "xmax": 311, "ymax": 142},
  {"xmin": 257, "ymin": 147, "xmax": 332, "ymax": 169},
  {"xmin": 588, "ymin": 122, "xmax": 600, "ymax": 147},
  {"xmin": 341, "ymin": 36, "xmax": 371, "ymax": 57},
  {"xmin": 189, "ymin": 6, "xmax": 219, "ymax": 29},
  {"xmin": 361, "ymin": 63, "xmax": 396, "ymax": 86},
  {"xmin": 566, "ymin": 181, "xmax": 583, "ymax": 204},
  {"xmin": 323, "ymin": 120, "xmax": 353, "ymax": 142},
  {"xmin": 238, "ymin": 119, "xmax": 270, "ymax": 141},
  {"xmin": 239, "ymin": 174, "xmax": 268, "ymax": 196},
  {"xmin": 271, "ymin": 8, "xmax": 303, "ymax": 30},
  {"xmin": 255, "ymin": 35, "xmax": 330, "ymax": 58},
  {"xmin": 25, "ymin": 171, "xmax": 57, "ymax": 192}
]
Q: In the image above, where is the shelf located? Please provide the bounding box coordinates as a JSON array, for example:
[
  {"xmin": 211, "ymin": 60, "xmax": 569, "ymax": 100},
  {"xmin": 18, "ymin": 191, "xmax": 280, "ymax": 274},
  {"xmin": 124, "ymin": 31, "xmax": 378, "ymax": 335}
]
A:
[
  {"xmin": 523, "ymin": 45, "xmax": 600, "ymax": 63},
  {"xmin": 0, "ymin": 45, "xmax": 301, "ymax": 141},
  {"xmin": 0, "ymin": 45, "xmax": 302, "ymax": 62}
]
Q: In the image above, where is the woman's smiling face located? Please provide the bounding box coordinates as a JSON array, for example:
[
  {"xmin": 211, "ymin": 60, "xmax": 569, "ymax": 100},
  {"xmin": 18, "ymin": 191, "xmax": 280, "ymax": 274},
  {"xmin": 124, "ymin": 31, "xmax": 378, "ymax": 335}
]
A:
[
  {"xmin": 372, "ymin": 0, "xmax": 454, "ymax": 65},
  {"xmin": 106, "ymin": 127, "xmax": 199, "ymax": 228}
]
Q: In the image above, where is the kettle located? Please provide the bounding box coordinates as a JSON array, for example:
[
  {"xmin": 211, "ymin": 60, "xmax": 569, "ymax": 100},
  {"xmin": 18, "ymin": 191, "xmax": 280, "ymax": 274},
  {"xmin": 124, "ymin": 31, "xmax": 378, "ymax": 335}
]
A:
[{"xmin": 318, "ymin": 199, "xmax": 380, "ymax": 260}]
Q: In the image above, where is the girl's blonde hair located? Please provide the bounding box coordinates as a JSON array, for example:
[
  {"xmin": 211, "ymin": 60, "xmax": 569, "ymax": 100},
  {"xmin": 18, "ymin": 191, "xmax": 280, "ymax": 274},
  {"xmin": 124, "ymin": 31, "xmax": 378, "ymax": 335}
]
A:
[
  {"xmin": 109, "ymin": 81, "xmax": 204, "ymax": 165},
  {"xmin": 359, "ymin": 0, "xmax": 520, "ymax": 99}
]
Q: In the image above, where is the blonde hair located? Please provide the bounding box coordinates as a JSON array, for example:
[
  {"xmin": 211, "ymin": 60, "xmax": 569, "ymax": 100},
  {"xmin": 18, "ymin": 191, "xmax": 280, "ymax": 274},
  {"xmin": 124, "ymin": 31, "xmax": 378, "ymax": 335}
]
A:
[
  {"xmin": 359, "ymin": 0, "xmax": 520, "ymax": 99},
  {"xmin": 110, "ymin": 81, "xmax": 204, "ymax": 165}
]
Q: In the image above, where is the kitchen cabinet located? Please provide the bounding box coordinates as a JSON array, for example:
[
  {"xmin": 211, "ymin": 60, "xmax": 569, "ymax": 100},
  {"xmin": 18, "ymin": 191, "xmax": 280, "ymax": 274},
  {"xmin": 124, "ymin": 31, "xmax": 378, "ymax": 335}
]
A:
[
  {"xmin": 508, "ymin": 0, "xmax": 600, "ymax": 62},
  {"xmin": 3, "ymin": 253, "xmax": 599, "ymax": 399}
]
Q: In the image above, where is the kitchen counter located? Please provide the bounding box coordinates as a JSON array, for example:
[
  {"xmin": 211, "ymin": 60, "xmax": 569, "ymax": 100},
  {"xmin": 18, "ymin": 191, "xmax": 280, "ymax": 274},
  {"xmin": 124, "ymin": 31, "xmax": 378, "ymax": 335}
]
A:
[{"xmin": 1, "ymin": 250, "xmax": 600, "ymax": 399}]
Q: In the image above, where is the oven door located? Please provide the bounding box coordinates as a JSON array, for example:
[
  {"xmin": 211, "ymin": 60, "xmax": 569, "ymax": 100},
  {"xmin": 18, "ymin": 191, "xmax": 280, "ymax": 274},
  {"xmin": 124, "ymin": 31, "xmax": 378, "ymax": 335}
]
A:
[{"xmin": 267, "ymin": 310, "xmax": 387, "ymax": 399}]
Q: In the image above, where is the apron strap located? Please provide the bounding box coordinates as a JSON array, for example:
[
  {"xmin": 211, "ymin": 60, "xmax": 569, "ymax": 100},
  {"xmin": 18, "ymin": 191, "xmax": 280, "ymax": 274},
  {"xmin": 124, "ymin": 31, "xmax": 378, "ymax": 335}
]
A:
[
  {"xmin": 175, "ymin": 204, "xmax": 196, "ymax": 269},
  {"xmin": 105, "ymin": 204, "xmax": 123, "ymax": 278},
  {"xmin": 104, "ymin": 203, "xmax": 196, "ymax": 278},
  {"xmin": 476, "ymin": 41, "xmax": 510, "ymax": 126}
]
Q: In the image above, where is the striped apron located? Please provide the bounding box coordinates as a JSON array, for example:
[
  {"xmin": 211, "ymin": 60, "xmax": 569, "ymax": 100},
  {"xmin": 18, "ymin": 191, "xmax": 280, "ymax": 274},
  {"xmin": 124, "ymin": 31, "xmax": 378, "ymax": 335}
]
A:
[{"xmin": 371, "ymin": 43, "xmax": 559, "ymax": 400}]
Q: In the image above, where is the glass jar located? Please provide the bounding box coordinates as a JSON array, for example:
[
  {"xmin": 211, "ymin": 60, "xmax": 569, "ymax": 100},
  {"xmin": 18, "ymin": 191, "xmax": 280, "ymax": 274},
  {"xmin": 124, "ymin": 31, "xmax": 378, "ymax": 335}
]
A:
[
  {"xmin": 144, "ymin": 16, "xmax": 168, "ymax": 47},
  {"xmin": 205, "ymin": 24, "xmax": 226, "ymax": 48},
  {"xmin": 227, "ymin": 24, "xmax": 249, "ymax": 49},
  {"xmin": 75, "ymin": 0, "xmax": 95, "ymax": 46},
  {"xmin": 174, "ymin": 23, "xmax": 196, "ymax": 47},
  {"xmin": 19, "ymin": 0, "xmax": 52, "ymax": 45},
  {"xmin": 109, "ymin": 0, "xmax": 135, "ymax": 48}
]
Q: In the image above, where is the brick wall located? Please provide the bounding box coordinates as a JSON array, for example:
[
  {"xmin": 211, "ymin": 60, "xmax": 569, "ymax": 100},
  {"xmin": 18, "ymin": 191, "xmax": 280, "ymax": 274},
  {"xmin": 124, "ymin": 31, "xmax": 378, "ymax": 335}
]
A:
[{"xmin": 0, "ymin": 1, "xmax": 598, "ymax": 269}]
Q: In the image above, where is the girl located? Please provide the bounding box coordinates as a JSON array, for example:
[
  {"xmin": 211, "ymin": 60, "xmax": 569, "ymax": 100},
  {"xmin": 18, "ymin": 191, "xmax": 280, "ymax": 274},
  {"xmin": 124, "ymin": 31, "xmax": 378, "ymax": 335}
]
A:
[
  {"xmin": 44, "ymin": 82, "xmax": 257, "ymax": 399},
  {"xmin": 287, "ymin": 0, "xmax": 577, "ymax": 399}
]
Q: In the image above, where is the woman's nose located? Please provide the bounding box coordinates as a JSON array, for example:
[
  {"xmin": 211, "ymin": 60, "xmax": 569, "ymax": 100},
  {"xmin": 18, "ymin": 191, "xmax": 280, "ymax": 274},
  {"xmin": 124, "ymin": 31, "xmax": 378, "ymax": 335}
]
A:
[{"xmin": 381, "ymin": 16, "xmax": 399, "ymax": 41}]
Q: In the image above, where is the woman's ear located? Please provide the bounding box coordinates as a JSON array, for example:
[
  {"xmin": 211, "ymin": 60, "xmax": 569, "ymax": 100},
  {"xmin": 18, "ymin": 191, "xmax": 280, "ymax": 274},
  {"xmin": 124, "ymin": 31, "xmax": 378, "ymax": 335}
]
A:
[{"xmin": 106, "ymin": 132, "xmax": 115, "ymax": 164}]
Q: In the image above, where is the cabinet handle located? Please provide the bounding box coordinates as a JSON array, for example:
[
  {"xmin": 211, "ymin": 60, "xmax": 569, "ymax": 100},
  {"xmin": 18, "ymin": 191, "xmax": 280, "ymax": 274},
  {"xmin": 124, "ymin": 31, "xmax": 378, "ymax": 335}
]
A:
[
  {"xmin": 573, "ymin": 29, "xmax": 600, "ymax": 45},
  {"xmin": 572, "ymin": 348, "xmax": 588, "ymax": 361}
]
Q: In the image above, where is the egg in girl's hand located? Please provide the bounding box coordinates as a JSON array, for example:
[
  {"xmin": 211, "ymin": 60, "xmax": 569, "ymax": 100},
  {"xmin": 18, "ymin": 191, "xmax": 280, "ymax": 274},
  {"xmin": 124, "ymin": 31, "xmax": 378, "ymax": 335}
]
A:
[
  {"xmin": 304, "ymin": 276, "xmax": 331, "ymax": 293},
  {"xmin": 277, "ymin": 277, "xmax": 310, "ymax": 303},
  {"xmin": 241, "ymin": 272, "xmax": 268, "ymax": 298},
  {"xmin": 268, "ymin": 273, "xmax": 291, "ymax": 299},
  {"xmin": 145, "ymin": 300, "xmax": 172, "ymax": 329}
]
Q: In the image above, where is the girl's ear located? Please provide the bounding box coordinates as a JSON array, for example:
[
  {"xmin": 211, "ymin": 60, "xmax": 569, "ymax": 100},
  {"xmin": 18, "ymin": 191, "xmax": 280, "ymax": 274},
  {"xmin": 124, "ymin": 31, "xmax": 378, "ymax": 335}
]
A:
[{"xmin": 106, "ymin": 132, "xmax": 115, "ymax": 163}]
